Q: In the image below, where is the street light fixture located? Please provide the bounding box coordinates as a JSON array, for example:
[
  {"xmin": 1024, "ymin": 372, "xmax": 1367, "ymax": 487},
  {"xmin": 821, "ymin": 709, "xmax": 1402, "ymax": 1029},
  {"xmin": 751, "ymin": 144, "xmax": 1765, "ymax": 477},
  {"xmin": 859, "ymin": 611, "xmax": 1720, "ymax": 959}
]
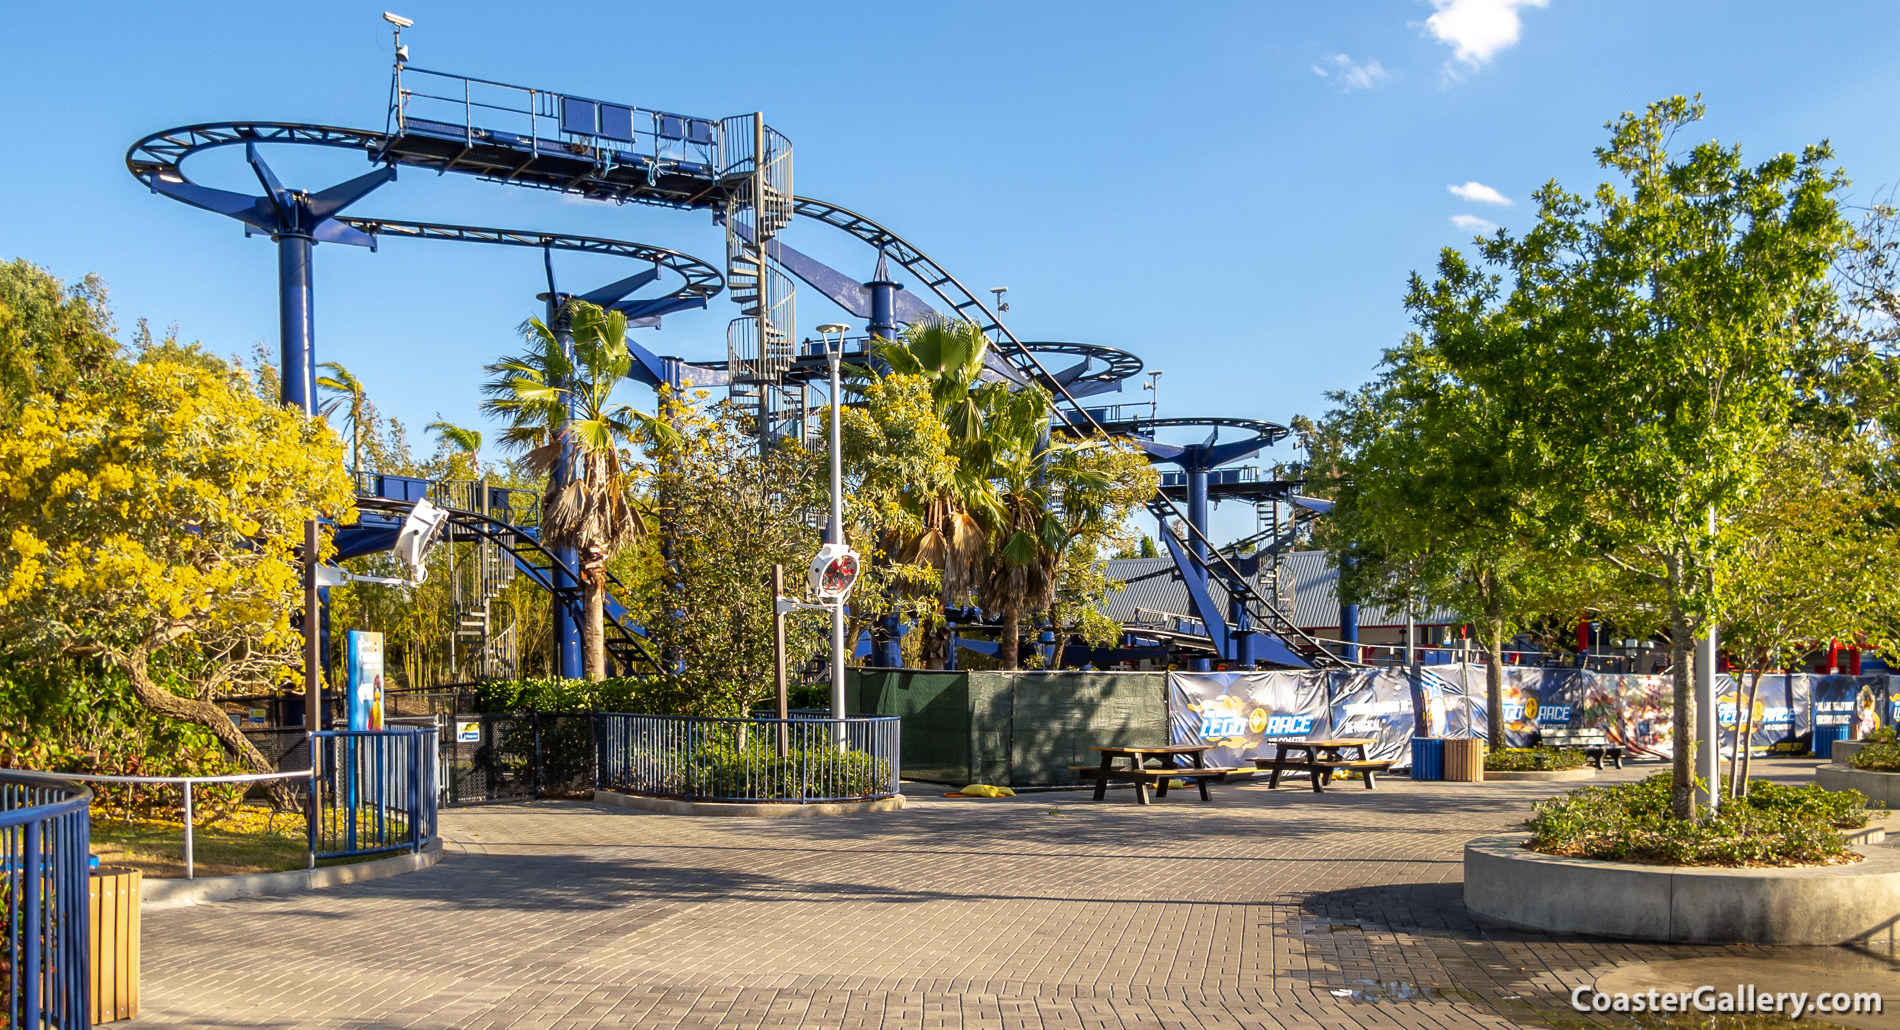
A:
[
  {"xmin": 1143, "ymin": 369, "xmax": 1164, "ymax": 418},
  {"xmin": 814, "ymin": 323, "xmax": 854, "ymax": 721}
]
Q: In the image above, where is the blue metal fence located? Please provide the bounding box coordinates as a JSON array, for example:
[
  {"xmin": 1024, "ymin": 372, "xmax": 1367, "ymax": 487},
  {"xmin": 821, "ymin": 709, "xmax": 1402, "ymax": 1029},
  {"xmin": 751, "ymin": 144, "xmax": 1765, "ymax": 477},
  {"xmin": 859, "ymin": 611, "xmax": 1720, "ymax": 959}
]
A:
[
  {"xmin": 1, "ymin": 773, "xmax": 91, "ymax": 1030},
  {"xmin": 596, "ymin": 715, "xmax": 900, "ymax": 803},
  {"xmin": 312, "ymin": 728, "xmax": 439, "ymax": 860}
]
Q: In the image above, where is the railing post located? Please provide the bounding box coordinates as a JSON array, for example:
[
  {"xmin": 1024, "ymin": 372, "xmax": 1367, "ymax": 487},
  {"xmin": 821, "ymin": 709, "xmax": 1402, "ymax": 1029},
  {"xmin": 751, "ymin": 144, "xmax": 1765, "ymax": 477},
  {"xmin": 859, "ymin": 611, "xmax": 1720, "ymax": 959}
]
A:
[
  {"xmin": 307, "ymin": 763, "xmax": 317, "ymax": 870},
  {"xmin": 532, "ymin": 712, "xmax": 544, "ymax": 799},
  {"xmin": 22, "ymin": 817, "xmax": 42, "ymax": 1028},
  {"xmin": 183, "ymin": 780, "xmax": 194, "ymax": 880}
]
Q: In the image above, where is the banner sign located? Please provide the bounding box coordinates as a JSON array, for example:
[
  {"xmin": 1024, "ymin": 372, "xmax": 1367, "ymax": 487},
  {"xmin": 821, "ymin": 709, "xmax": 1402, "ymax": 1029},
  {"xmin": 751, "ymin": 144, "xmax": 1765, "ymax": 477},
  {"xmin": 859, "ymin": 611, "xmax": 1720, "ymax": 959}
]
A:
[
  {"xmin": 1168, "ymin": 671, "xmax": 1332, "ymax": 771},
  {"xmin": 1172, "ymin": 666, "xmax": 1892, "ymax": 768},
  {"xmin": 346, "ymin": 630, "xmax": 385, "ymax": 732}
]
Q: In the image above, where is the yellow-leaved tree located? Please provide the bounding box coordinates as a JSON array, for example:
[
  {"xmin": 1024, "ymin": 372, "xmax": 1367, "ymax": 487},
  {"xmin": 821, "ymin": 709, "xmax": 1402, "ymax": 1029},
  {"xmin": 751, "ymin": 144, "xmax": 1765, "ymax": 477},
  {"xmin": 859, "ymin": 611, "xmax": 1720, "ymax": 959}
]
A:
[{"xmin": 0, "ymin": 356, "xmax": 354, "ymax": 776}]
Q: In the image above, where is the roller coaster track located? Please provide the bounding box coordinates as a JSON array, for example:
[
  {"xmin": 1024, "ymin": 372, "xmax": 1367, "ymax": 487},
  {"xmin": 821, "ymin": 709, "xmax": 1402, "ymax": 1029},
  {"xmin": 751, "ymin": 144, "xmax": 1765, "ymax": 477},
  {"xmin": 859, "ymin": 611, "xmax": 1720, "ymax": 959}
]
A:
[
  {"xmin": 353, "ymin": 496, "xmax": 659, "ymax": 675},
  {"xmin": 124, "ymin": 120, "xmax": 1342, "ymax": 669},
  {"xmin": 333, "ymin": 218, "xmax": 725, "ymax": 306},
  {"xmin": 790, "ymin": 198, "xmax": 1348, "ymax": 668}
]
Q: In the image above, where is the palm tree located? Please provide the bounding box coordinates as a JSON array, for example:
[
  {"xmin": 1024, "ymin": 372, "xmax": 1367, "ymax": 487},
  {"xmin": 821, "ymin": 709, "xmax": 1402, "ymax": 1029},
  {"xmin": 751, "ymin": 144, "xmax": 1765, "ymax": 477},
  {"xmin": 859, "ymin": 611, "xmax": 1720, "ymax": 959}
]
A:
[
  {"xmin": 316, "ymin": 362, "xmax": 367, "ymax": 471},
  {"xmin": 482, "ymin": 300, "xmax": 668, "ymax": 681},
  {"xmin": 426, "ymin": 418, "xmax": 483, "ymax": 476},
  {"xmin": 867, "ymin": 318, "xmax": 1003, "ymax": 667}
]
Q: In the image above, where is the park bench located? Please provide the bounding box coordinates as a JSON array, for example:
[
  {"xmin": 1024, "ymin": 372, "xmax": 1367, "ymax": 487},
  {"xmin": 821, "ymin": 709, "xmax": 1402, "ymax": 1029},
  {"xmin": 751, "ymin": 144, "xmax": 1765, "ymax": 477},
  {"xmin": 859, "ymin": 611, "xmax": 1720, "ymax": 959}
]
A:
[
  {"xmin": 1538, "ymin": 728, "xmax": 1624, "ymax": 769},
  {"xmin": 1072, "ymin": 744, "xmax": 1237, "ymax": 805}
]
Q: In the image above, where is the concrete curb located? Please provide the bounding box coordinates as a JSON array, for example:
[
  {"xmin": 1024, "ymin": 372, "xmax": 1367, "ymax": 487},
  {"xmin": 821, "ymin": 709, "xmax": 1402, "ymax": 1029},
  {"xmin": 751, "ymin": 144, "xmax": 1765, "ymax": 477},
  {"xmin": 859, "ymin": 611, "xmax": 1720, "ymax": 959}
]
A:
[
  {"xmin": 1463, "ymin": 833, "xmax": 1900, "ymax": 945},
  {"xmin": 141, "ymin": 840, "xmax": 442, "ymax": 911},
  {"xmin": 1815, "ymin": 763, "xmax": 1900, "ymax": 806},
  {"xmin": 592, "ymin": 790, "xmax": 908, "ymax": 817},
  {"xmin": 1829, "ymin": 740, "xmax": 1872, "ymax": 766},
  {"xmin": 1480, "ymin": 768, "xmax": 1597, "ymax": 782}
]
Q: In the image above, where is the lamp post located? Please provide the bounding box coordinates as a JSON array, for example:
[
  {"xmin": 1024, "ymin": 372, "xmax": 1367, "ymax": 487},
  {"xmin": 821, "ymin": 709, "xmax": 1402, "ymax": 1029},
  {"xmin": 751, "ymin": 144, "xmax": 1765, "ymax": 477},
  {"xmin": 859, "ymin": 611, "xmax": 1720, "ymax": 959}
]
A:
[{"xmin": 816, "ymin": 323, "xmax": 851, "ymax": 720}]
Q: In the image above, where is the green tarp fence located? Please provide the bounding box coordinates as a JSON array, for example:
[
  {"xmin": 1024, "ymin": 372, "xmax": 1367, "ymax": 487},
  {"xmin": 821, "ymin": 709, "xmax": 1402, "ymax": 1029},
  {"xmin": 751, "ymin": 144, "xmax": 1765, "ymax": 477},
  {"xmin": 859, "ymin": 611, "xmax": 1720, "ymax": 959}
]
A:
[{"xmin": 849, "ymin": 670, "xmax": 1169, "ymax": 786}]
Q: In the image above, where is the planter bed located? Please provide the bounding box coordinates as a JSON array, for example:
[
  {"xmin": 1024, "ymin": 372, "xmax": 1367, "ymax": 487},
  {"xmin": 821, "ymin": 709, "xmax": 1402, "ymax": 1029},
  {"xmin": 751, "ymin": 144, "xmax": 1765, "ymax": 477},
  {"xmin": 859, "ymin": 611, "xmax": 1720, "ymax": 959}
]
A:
[
  {"xmin": 1464, "ymin": 833, "xmax": 1900, "ymax": 944},
  {"xmin": 1814, "ymin": 763, "xmax": 1900, "ymax": 807},
  {"xmin": 593, "ymin": 788, "xmax": 908, "ymax": 817},
  {"xmin": 1481, "ymin": 768, "xmax": 1597, "ymax": 782}
]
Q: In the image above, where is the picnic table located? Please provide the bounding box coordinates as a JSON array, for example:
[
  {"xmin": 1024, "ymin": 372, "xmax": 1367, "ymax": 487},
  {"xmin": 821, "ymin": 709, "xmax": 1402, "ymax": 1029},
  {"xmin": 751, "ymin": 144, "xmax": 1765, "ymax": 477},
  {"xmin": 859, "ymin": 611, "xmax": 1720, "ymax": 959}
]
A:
[
  {"xmin": 1071, "ymin": 744, "xmax": 1237, "ymax": 805},
  {"xmin": 1254, "ymin": 738, "xmax": 1393, "ymax": 792}
]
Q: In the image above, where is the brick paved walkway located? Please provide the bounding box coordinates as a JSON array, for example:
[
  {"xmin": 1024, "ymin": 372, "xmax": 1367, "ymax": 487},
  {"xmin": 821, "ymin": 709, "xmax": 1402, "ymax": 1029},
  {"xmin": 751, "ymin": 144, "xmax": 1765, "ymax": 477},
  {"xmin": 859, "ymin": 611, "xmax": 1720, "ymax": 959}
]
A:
[{"xmin": 133, "ymin": 759, "xmax": 1863, "ymax": 1030}]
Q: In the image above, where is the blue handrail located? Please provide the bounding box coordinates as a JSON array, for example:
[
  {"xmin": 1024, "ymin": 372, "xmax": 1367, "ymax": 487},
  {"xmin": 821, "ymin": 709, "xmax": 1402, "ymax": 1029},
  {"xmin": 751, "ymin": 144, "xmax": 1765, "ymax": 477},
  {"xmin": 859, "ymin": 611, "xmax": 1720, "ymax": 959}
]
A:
[
  {"xmin": 0, "ymin": 772, "xmax": 92, "ymax": 1030},
  {"xmin": 311, "ymin": 728, "xmax": 439, "ymax": 861}
]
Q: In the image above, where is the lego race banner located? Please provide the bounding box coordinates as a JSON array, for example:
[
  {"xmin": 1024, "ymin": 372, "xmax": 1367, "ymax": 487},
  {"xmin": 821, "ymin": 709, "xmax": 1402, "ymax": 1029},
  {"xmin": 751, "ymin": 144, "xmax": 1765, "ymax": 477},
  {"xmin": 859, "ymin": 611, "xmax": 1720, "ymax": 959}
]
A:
[
  {"xmin": 1167, "ymin": 671, "xmax": 1333, "ymax": 772},
  {"xmin": 1172, "ymin": 667, "xmax": 1890, "ymax": 769}
]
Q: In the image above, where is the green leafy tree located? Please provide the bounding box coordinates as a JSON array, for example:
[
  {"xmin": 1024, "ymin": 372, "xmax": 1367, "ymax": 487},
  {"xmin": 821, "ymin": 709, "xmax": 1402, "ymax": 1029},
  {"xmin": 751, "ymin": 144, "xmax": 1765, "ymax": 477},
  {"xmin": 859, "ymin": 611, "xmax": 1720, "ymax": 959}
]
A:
[
  {"xmin": 483, "ymin": 301, "xmax": 667, "ymax": 682},
  {"xmin": 629, "ymin": 389, "xmax": 826, "ymax": 713},
  {"xmin": 0, "ymin": 259, "xmax": 120, "ymax": 421},
  {"xmin": 1719, "ymin": 436, "xmax": 1900, "ymax": 795},
  {"xmin": 1429, "ymin": 96, "xmax": 1853, "ymax": 816}
]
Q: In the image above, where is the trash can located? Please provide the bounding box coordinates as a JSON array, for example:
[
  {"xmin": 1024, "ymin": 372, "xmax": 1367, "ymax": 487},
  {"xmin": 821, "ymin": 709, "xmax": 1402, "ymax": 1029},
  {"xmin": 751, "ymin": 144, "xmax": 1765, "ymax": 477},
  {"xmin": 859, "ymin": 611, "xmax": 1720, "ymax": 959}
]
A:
[
  {"xmin": 1409, "ymin": 737, "xmax": 1445, "ymax": 780},
  {"xmin": 1443, "ymin": 738, "xmax": 1486, "ymax": 782},
  {"xmin": 1814, "ymin": 724, "xmax": 1850, "ymax": 760},
  {"xmin": 89, "ymin": 865, "xmax": 142, "ymax": 1023}
]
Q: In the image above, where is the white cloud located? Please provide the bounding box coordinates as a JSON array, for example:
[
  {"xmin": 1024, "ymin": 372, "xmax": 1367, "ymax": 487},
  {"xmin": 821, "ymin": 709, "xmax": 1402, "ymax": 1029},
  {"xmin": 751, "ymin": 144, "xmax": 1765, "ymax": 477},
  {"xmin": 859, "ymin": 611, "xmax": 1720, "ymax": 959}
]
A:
[
  {"xmin": 1425, "ymin": 0, "xmax": 1548, "ymax": 67},
  {"xmin": 1450, "ymin": 214, "xmax": 1498, "ymax": 233},
  {"xmin": 1312, "ymin": 53, "xmax": 1390, "ymax": 91},
  {"xmin": 1447, "ymin": 180, "xmax": 1513, "ymax": 206}
]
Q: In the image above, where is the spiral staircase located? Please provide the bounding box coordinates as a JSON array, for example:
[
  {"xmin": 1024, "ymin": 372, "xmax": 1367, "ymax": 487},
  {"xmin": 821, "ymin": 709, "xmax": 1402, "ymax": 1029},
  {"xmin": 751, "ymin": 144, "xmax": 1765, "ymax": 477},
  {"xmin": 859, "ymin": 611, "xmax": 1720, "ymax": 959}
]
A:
[{"xmin": 721, "ymin": 115, "xmax": 805, "ymax": 448}]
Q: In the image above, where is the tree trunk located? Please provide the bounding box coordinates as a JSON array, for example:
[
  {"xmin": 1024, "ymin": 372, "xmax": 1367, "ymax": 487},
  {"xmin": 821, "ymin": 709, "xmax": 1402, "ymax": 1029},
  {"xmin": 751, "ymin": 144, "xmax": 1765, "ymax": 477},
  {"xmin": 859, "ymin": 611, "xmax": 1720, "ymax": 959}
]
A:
[
  {"xmin": 119, "ymin": 641, "xmax": 297, "ymax": 809},
  {"xmin": 1733, "ymin": 665, "xmax": 1765, "ymax": 799},
  {"xmin": 1666, "ymin": 574, "xmax": 1697, "ymax": 820},
  {"xmin": 1482, "ymin": 615, "xmax": 1507, "ymax": 752},
  {"xmin": 1000, "ymin": 606, "xmax": 1020, "ymax": 671},
  {"xmin": 581, "ymin": 549, "xmax": 606, "ymax": 682},
  {"xmin": 920, "ymin": 615, "xmax": 949, "ymax": 670}
]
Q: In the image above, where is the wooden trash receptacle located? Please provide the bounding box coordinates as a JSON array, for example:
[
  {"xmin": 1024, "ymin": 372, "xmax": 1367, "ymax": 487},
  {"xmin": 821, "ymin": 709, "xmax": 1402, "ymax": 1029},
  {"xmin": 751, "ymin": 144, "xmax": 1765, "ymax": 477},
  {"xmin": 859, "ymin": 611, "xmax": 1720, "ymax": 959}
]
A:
[
  {"xmin": 89, "ymin": 865, "xmax": 142, "ymax": 1023},
  {"xmin": 1443, "ymin": 739, "xmax": 1485, "ymax": 782}
]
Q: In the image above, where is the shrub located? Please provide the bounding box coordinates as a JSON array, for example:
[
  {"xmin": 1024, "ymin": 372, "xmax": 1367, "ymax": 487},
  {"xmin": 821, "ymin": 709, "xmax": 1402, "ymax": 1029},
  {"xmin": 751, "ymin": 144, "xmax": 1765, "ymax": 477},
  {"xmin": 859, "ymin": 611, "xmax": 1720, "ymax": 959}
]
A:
[
  {"xmin": 1859, "ymin": 725, "xmax": 1895, "ymax": 745},
  {"xmin": 1850, "ymin": 741, "xmax": 1900, "ymax": 772},
  {"xmin": 1485, "ymin": 747, "xmax": 1586, "ymax": 772},
  {"xmin": 1524, "ymin": 773, "xmax": 1867, "ymax": 867}
]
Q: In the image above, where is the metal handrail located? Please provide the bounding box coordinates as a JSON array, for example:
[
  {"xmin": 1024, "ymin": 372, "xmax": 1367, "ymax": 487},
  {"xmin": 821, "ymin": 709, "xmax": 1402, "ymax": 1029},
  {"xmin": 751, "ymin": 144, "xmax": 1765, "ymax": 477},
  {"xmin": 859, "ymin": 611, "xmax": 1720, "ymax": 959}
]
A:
[
  {"xmin": 0, "ymin": 773, "xmax": 93, "ymax": 1029},
  {"xmin": 4, "ymin": 769, "xmax": 313, "ymax": 880}
]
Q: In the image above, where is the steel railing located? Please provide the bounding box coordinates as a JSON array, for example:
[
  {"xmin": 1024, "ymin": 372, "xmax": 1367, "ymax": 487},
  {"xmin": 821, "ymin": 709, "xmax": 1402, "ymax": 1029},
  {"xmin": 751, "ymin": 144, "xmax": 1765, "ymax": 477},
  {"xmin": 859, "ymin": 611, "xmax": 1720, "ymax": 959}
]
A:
[
  {"xmin": 312, "ymin": 729, "xmax": 439, "ymax": 860},
  {"xmin": 3, "ymin": 769, "xmax": 311, "ymax": 880},
  {"xmin": 0, "ymin": 773, "xmax": 92, "ymax": 1030},
  {"xmin": 596, "ymin": 714, "xmax": 899, "ymax": 803}
]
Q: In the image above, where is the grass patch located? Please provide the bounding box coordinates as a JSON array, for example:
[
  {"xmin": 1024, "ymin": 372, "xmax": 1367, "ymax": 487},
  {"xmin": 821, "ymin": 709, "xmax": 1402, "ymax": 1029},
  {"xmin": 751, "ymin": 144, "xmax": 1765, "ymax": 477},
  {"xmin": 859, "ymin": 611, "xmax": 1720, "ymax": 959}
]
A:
[
  {"xmin": 1487, "ymin": 747, "xmax": 1588, "ymax": 772},
  {"xmin": 89, "ymin": 803, "xmax": 379, "ymax": 878},
  {"xmin": 1524, "ymin": 773, "xmax": 1868, "ymax": 867}
]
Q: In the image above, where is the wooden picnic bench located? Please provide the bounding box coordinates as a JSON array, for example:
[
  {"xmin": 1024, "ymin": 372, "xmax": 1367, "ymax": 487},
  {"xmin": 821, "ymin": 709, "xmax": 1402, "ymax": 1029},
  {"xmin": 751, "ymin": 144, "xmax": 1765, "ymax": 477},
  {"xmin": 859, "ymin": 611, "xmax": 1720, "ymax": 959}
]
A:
[
  {"xmin": 1071, "ymin": 744, "xmax": 1238, "ymax": 805},
  {"xmin": 1537, "ymin": 728, "xmax": 1624, "ymax": 768},
  {"xmin": 1253, "ymin": 738, "xmax": 1393, "ymax": 792}
]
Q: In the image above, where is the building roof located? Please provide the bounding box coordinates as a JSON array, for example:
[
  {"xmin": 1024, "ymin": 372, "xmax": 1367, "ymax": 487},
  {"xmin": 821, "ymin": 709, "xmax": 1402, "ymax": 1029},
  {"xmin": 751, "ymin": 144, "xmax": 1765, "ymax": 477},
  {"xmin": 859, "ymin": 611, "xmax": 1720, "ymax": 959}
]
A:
[{"xmin": 1101, "ymin": 551, "xmax": 1456, "ymax": 633}]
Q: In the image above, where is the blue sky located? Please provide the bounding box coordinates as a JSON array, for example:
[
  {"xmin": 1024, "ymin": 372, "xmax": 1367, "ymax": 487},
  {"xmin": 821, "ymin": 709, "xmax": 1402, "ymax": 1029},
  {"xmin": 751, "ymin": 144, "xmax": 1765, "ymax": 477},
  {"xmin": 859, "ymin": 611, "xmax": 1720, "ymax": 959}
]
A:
[{"xmin": 5, "ymin": 1, "xmax": 1899, "ymax": 540}]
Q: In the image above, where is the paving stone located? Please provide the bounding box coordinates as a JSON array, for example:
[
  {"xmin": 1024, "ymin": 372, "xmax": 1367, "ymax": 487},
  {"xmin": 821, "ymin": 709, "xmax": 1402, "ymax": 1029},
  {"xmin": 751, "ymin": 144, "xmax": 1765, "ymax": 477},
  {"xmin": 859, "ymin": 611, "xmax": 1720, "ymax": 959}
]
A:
[{"xmin": 130, "ymin": 760, "xmax": 1843, "ymax": 1029}]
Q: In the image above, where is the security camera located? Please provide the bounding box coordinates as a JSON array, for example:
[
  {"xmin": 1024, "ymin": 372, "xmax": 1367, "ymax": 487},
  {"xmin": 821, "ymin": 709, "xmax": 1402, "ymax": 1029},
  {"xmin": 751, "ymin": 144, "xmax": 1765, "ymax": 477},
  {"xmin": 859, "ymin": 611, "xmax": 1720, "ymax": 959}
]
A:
[{"xmin": 382, "ymin": 12, "xmax": 414, "ymax": 27}]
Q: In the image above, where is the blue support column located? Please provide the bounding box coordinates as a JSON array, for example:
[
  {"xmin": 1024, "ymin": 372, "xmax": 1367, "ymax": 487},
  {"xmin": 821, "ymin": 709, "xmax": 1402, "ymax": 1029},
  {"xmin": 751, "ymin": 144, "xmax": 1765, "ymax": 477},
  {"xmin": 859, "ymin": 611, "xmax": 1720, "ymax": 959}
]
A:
[
  {"xmin": 1186, "ymin": 465, "xmax": 1212, "ymax": 671},
  {"xmin": 1340, "ymin": 603, "xmax": 1360, "ymax": 664},
  {"xmin": 277, "ymin": 235, "xmax": 316, "ymax": 412}
]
